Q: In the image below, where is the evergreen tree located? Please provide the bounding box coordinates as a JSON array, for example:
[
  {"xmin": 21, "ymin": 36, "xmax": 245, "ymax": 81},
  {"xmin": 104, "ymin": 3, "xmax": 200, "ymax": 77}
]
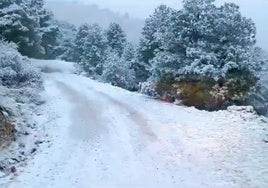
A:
[
  {"xmin": 39, "ymin": 10, "xmax": 59, "ymax": 59},
  {"xmin": 106, "ymin": 22, "xmax": 126, "ymax": 56},
  {"xmin": 140, "ymin": 0, "xmax": 263, "ymax": 111},
  {"xmin": 0, "ymin": 0, "xmax": 43, "ymax": 57},
  {"xmin": 75, "ymin": 24, "xmax": 107, "ymax": 76},
  {"xmin": 54, "ymin": 21, "xmax": 77, "ymax": 61},
  {"xmin": 0, "ymin": 0, "xmax": 58, "ymax": 58},
  {"xmin": 24, "ymin": 0, "xmax": 59, "ymax": 59},
  {"xmin": 122, "ymin": 43, "xmax": 149, "ymax": 85},
  {"xmin": 138, "ymin": 5, "xmax": 175, "ymax": 64}
]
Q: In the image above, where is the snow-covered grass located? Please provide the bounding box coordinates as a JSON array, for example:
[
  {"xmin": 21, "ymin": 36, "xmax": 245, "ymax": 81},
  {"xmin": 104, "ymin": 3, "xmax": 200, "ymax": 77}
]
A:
[{"xmin": 1, "ymin": 60, "xmax": 268, "ymax": 187}]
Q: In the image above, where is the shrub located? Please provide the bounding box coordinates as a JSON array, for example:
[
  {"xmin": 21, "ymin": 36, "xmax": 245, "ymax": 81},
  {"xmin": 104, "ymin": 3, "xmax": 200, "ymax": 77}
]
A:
[{"xmin": 0, "ymin": 40, "xmax": 41, "ymax": 87}]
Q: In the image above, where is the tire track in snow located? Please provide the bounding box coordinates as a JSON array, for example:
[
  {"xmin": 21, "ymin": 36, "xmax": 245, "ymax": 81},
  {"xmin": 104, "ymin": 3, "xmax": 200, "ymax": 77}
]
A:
[
  {"xmin": 88, "ymin": 88, "xmax": 159, "ymax": 142},
  {"xmin": 55, "ymin": 81, "xmax": 109, "ymax": 141}
]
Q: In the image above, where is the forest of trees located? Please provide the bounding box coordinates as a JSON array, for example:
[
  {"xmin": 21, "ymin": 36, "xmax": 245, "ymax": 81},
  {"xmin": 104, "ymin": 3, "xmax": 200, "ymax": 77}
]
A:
[{"xmin": 0, "ymin": 0, "xmax": 267, "ymax": 115}]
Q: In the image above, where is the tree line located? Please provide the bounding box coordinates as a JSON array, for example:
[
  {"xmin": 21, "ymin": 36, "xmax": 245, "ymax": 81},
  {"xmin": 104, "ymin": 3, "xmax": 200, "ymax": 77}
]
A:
[{"xmin": 0, "ymin": 0, "xmax": 267, "ymax": 114}]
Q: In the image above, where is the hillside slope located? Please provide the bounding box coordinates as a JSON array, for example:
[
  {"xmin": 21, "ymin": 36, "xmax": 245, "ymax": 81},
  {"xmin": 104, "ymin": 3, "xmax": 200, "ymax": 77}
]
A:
[
  {"xmin": 45, "ymin": 1, "xmax": 144, "ymax": 44},
  {"xmin": 2, "ymin": 60, "xmax": 268, "ymax": 188}
]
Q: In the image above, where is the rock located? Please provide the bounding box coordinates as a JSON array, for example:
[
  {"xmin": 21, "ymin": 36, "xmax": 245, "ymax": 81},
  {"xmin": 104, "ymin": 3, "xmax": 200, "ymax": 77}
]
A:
[
  {"xmin": 0, "ymin": 108, "xmax": 16, "ymax": 149},
  {"xmin": 30, "ymin": 148, "xmax": 37, "ymax": 154},
  {"xmin": 246, "ymin": 92, "xmax": 268, "ymax": 116},
  {"xmin": 34, "ymin": 140, "xmax": 44, "ymax": 145},
  {"xmin": 227, "ymin": 106, "xmax": 255, "ymax": 113},
  {"xmin": 10, "ymin": 166, "xmax": 16, "ymax": 173},
  {"xmin": 0, "ymin": 165, "xmax": 4, "ymax": 171}
]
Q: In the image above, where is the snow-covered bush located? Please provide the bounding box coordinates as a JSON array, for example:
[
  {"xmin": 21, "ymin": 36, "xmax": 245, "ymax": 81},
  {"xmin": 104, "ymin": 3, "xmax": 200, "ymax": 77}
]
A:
[
  {"xmin": 139, "ymin": 82, "xmax": 158, "ymax": 98},
  {"xmin": 0, "ymin": 40, "xmax": 41, "ymax": 87}
]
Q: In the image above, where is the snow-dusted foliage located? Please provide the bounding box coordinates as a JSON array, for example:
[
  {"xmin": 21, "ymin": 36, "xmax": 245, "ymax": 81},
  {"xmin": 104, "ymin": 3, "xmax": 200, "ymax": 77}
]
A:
[
  {"xmin": 106, "ymin": 22, "xmax": 126, "ymax": 56},
  {"xmin": 139, "ymin": 81, "xmax": 158, "ymax": 98},
  {"xmin": 176, "ymin": 1, "xmax": 258, "ymax": 82},
  {"xmin": 39, "ymin": 11, "xmax": 60, "ymax": 59},
  {"xmin": 102, "ymin": 50, "xmax": 136, "ymax": 90},
  {"xmin": 72, "ymin": 22, "xmax": 139, "ymax": 91},
  {"xmin": 0, "ymin": 0, "xmax": 59, "ymax": 58},
  {"xmin": 74, "ymin": 24, "xmax": 107, "ymax": 76},
  {"xmin": 138, "ymin": 5, "xmax": 176, "ymax": 65},
  {"xmin": 0, "ymin": 0, "xmax": 43, "ymax": 57},
  {"xmin": 148, "ymin": 0, "xmax": 259, "ymax": 82},
  {"xmin": 121, "ymin": 43, "xmax": 148, "ymax": 86},
  {"xmin": 54, "ymin": 21, "xmax": 77, "ymax": 61},
  {"xmin": 0, "ymin": 40, "xmax": 41, "ymax": 87}
]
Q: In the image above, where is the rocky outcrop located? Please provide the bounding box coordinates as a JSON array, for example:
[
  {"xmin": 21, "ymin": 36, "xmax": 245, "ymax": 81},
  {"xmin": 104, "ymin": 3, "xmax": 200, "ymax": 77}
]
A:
[{"xmin": 0, "ymin": 108, "xmax": 15, "ymax": 150}]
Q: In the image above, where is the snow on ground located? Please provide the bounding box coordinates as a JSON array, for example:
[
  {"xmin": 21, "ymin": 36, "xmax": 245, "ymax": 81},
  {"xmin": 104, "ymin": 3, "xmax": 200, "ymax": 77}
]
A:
[{"xmin": 1, "ymin": 59, "xmax": 268, "ymax": 187}]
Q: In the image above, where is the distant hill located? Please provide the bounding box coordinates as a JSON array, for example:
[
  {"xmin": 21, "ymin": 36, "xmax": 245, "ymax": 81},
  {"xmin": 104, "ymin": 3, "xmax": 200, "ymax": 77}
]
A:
[{"xmin": 45, "ymin": 1, "xmax": 144, "ymax": 44}]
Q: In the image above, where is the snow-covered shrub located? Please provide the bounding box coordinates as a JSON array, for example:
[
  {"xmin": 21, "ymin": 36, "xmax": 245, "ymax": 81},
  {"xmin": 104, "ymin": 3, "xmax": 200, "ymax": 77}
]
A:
[
  {"xmin": 0, "ymin": 40, "xmax": 41, "ymax": 87},
  {"xmin": 139, "ymin": 82, "xmax": 158, "ymax": 98}
]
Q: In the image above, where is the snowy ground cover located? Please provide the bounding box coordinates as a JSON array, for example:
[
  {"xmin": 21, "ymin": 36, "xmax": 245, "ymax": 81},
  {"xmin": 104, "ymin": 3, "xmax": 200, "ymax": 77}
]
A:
[{"xmin": 1, "ymin": 60, "xmax": 267, "ymax": 187}]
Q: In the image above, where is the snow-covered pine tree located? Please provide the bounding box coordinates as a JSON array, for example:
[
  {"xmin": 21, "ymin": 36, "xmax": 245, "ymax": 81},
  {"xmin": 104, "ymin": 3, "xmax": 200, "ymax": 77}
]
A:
[
  {"xmin": 0, "ymin": 0, "xmax": 59, "ymax": 58},
  {"xmin": 0, "ymin": 0, "xmax": 43, "ymax": 58},
  {"xmin": 177, "ymin": 0, "xmax": 258, "ymax": 96},
  {"xmin": 39, "ymin": 10, "xmax": 59, "ymax": 59},
  {"xmin": 141, "ymin": 0, "xmax": 264, "ymax": 112},
  {"xmin": 74, "ymin": 24, "xmax": 107, "ymax": 76},
  {"xmin": 53, "ymin": 21, "xmax": 77, "ymax": 61},
  {"xmin": 116, "ymin": 42, "xmax": 148, "ymax": 87},
  {"xmin": 23, "ymin": 0, "xmax": 60, "ymax": 59},
  {"xmin": 138, "ymin": 5, "xmax": 176, "ymax": 65},
  {"xmin": 106, "ymin": 22, "xmax": 126, "ymax": 56}
]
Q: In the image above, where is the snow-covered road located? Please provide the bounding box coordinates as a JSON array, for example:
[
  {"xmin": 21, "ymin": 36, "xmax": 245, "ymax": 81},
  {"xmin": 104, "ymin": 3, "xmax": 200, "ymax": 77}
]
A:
[{"xmin": 4, "ymin": 60, "xmax": 268, "ymax": 187}]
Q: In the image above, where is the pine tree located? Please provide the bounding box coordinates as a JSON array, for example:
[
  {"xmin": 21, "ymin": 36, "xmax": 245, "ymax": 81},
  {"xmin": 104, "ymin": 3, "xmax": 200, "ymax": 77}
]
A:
[
  {"xmin": 138, "ymin": 5, "xmax": 175, "ymax": 64},
  {"xmin": 24, "ymin": 0, "xmax": 59, "ymax": 59},
  {"xmin": 140, "ymin": 0, "xmax": 263, "ymax": 111},
  {"xmin": 106, "ymin": 22, "xmax": 126, "ymax": 56},
  {"xmin": 54, "ymin": 21, "xmax": 77, "ymax": 61},
  {"xmin": 74, "ymin": 24, "xmax": 107, "ymax": 76},
  {"xmin": 39, "ymin": 10, "xmax": 59, "ymax": 59},
  {"xmin": 0, "ymin": 0, "xmax": 58, "ymax": 58},
  {"xmin": 0, "ymin": 0, "xmax": 43, "ymax": 57},
  {"xmin": 122, "ymin": 43, "xmax": 149, "ymax": 85}
]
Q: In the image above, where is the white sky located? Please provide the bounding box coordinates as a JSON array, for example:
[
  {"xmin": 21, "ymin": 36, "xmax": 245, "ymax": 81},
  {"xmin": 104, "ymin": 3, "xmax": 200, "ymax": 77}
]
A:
[{"xmin": 46, "ymin": 0, "xmax": 268, "ymax": 50}]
